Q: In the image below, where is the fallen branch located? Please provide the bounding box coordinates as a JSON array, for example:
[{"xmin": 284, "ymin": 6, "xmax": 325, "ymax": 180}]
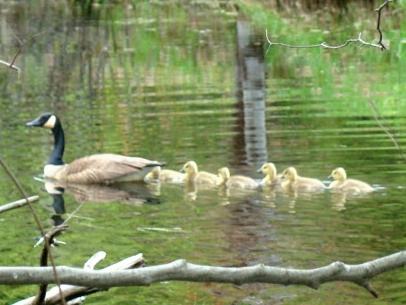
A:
[
  {"xmin": 4, "ymin": 251, "xmax": 406, "ymax": 299},
  {"xmin": 14, "ymin": 252, "xmax": 144, "ymax": 305},
  {"xmin": 266, "ymin": 0, "xmax": 392, "ymax": 51},
  {"xmin": 0, "ymin": 195, "xmax": 39, "ymax": 213},
  {"xmin": 0, "ymin": 59, "xmax": 20, "ymax": 72}
]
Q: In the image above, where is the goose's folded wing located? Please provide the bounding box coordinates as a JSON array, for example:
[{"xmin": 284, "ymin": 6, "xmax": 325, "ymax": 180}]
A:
[{"xmin": 64, "ymin": 154, "xmax": 162, "ymax": 184}]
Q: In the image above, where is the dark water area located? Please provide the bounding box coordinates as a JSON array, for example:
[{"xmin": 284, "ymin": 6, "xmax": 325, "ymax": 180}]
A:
[{"xmin": 0, "ymin": 1, "xmax": 405, "ymax": 304}]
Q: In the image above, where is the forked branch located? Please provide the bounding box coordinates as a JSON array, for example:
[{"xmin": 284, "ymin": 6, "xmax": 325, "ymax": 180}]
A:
[{"xmin": 266, "ymin": 0, "xmax": 393, "ymax": 51}]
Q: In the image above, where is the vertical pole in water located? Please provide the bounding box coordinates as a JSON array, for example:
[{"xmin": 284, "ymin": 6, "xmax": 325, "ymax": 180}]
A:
[{"xmin": 235, "ymin": 20, "xmax": 268, "ymax": 167}]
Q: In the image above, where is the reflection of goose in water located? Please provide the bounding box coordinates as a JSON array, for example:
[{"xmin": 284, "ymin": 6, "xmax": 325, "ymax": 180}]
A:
[
  {"xmin": 27, "ymin": 113, "xmax": 163, "ymax": 184},
  {"xmin": 45, "ymin": 180, "xmax": 160, "ymax": 205},
  {"xmin": 44, "ymin": 181, "xmax": 66, "ymax": 226}
]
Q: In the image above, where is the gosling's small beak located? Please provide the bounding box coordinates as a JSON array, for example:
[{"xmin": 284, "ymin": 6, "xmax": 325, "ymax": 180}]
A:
[
  {"xmin": 327, "ymin": 174, "xmax": 333, "ymax": 180},
  {"xmin": 179, "ymin": 168, "xmax": 185, "ymax": 173},
  {"xmin": 26, "ymin": 117, "xmax": 42, "ymax": 127},
  {"xmin": 256, "ymin": 168, "xmax": 263, "ymax": 173}
]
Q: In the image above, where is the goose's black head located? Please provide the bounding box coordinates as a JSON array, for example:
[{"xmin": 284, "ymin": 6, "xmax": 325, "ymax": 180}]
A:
[{"xmin": 26, "ymin": 113, "xmax": 60, "ymax": 129}]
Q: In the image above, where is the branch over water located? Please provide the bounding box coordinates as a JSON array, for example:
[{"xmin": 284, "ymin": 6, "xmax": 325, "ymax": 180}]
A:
[{"xmin": 5, "ymin": 251, "xmax": 406, "ymax": 299}]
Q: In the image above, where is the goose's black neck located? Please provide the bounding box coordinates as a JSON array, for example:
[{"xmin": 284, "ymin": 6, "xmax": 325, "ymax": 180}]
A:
[{"xmin": 49, "ymin": 122, "xmax": 65, "ymax": 165}]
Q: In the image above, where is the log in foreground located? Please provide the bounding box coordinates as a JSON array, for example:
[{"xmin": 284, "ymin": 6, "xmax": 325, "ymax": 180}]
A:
[
  {"xmin": 0, "ymin": 195, "xmax": 39, "ymax": 213},
  {"xmin": 15, "ymin": 251, "xmax": 144, "ymax": 305},
  {"xmin": 4, "ymin": 251, "xmax": 406, "ymax": 298}
]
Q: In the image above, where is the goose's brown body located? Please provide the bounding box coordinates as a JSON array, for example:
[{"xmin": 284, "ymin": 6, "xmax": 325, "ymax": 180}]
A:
[{"xmin": 48, "ymin": 154, "xmax": 160, "ymax": 184}]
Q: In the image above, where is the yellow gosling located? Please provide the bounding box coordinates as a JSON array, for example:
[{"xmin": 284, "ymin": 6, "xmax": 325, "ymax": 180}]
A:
[
  {"xmin": 144, "ymin": 166, "xmax": 185, "ymax": 184},
  {"xmin": 258, "ymin": 162, "xmax": 281, "ymax": 187},
  {"xmin": 281, "ymin": 167, "xmax": 325, "ymax": 192},
  {"xmin": 328, "ymin": 167, "xmax": 373, "ymax": 193},
  {"xmin": 181, "ymin": 161, "xmax": 219, "ymax": 186},
  {"xmin": 217, "ymin": 167, "xmax": 258, "ymax": 190}
]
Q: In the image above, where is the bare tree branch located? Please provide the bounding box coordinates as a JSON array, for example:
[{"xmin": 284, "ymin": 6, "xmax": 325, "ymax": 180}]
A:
[
  {"xmin": 375, "ymin": 0, "xmax": 393, "ymax": 50},
  {"xmin": 0, "ymin": 30, "xmax": 47, "ymax": 73},
  {"xmin": 266, "ymin": 0, "xmax": 392, "ymax": 51},
  {"xmin": 4, "ymin": 251, "xmax": 406, "ymax": 299},
  {"xmin": 0, "ymin": 195, "xmax": 39, "ymax": 213},
  {"xmin": 14, "ymin": 252, "xmax": 144, "ymax": 305}
]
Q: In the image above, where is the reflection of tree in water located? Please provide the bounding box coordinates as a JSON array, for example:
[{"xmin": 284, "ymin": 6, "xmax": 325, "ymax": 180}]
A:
[
  {"xmin": 222, "ymin": 20, "xmax": 277, "ymax": 268},
  {"xmin": 234, "ymin": 20, "xmax": 267, "ymax": 168},
  {"xmin": 222, "ymin": 196, "xmax": 280, "ymax": 267}
]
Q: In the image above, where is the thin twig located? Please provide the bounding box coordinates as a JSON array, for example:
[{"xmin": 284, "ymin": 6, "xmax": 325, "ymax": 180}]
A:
[
  {"xmin": 0, "ymin": 159, "xmax": 67, "ymax": 305},
  {"xmin": 63, "ymin": 201, "xmax": 85, "ymax": 224},
  {"xmin": 367, "ymin": 100, "xmax": 406, "ymax": 160},
  {"xmin": 0, "ymin": 30, "xmax": 47, "ymax": 73},
  {"xmin": 266, "ymin": 0, "xmax": 392, "ymax": 51}
]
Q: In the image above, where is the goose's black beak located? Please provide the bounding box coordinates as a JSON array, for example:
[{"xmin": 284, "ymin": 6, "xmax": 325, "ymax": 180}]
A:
[{"xmin": 26, "ymin": 117, "xmax": 42, "ymax": 127}]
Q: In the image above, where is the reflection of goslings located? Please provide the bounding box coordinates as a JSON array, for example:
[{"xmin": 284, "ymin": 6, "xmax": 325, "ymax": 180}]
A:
[
  {"xmin": 184, "ymin": 181, "xmax": 197, "ymax": 201},
  {"xmin": 331, "ymin": 191, "xmax": 347, "ymax": 211},
  {"xmin": 261, "ymin": 187, "xmax": 277, "ymax": 208}
]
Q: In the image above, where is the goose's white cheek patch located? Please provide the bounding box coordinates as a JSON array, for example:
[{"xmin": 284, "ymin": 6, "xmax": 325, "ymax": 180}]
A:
[{"xmin": 44, "ymin": 115, "xmax": 56, "ymax": 129}]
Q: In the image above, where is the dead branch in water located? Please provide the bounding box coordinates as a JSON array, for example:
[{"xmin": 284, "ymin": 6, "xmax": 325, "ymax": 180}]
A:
[
  {"xmin": 6, "ymin": 250, "xmax": 406, "ymax": 301},
  {"xmin": 0, "ymin": 195, "xmax": 39, "ymax": 213},
  {"xmin": 266, "ymin": 0, "xmax": 392, "ymax": 51},
  {"xmin": 14, "ymin": 252, "xmax": 144, "ymax": 305}
]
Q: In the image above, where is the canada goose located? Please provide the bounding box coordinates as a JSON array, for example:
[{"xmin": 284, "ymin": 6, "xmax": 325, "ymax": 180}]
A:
[
  {"xmin": 328, "ymin": 167, "xmax": 374, "ymax": 193},
  {"xmin": 281, "ymin": 167, "xmax": 325, "ymax": 192},
  {"xmin": 181, "ymin": 161, "xmax": 219, "ymax": 186},
  {"xmin": 144, "ymin": 166, "xmax": 185, "ymax": 184},
  {"xmin": 26, "ymin": 113, "xmax": 163, "ymax": 184},
  {"xmin": 217, "ymin": 167, "xmax": 259, "ymax": 190},
  {"xmin": 258, "ymin": 162, "xmax": 281, "ymax": 187}
]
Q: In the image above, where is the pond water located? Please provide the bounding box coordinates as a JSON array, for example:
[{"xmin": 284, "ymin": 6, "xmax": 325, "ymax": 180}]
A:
[{"xmin": 0, "ymin": 1, "xmax": 405, "ymax": 304}]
